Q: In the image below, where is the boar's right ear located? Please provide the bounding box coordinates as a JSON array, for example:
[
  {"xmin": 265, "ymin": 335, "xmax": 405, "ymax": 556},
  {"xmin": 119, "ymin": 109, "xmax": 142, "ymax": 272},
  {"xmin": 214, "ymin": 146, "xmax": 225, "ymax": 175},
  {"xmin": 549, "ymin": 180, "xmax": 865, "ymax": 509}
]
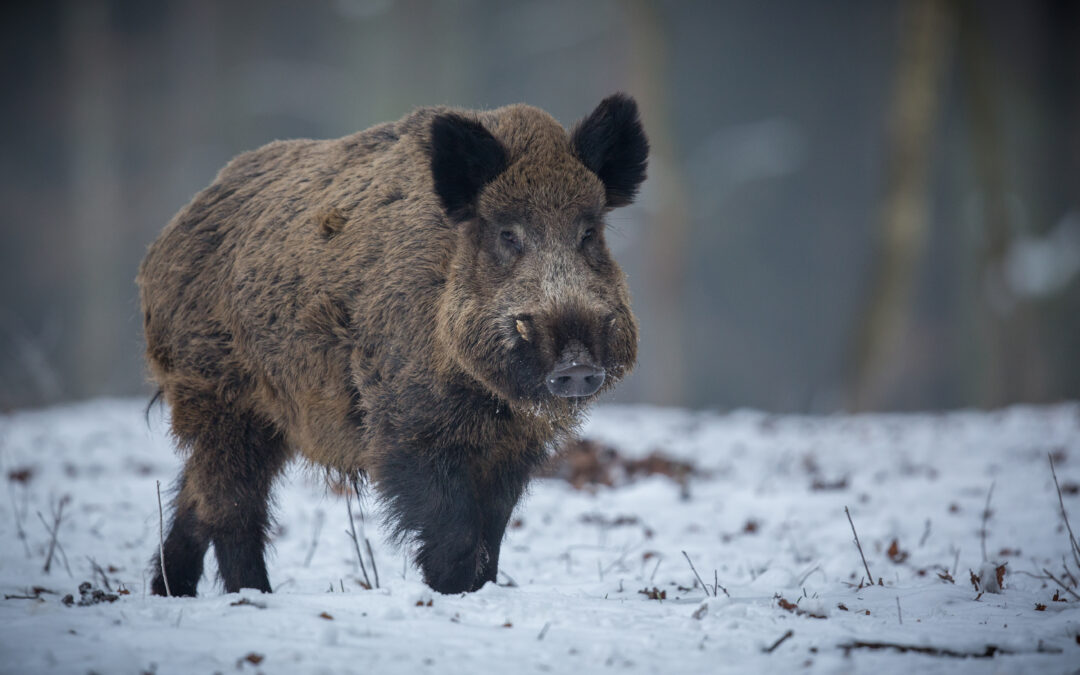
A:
[
  {"xmin": 571, "ymin": 94, "xmax": 649, "ymax": 208},
  {"xmin": 430, "ymin": 113, "xmax": 509, "ymax": 222}
]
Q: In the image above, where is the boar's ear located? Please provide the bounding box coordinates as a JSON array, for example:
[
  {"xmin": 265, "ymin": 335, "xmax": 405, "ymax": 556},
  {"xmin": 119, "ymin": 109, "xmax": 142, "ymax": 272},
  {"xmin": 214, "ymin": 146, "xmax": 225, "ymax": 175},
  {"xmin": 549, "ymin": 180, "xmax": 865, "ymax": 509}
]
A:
[
  {"xmin": 430, "ymin": 113, "xmax": 509, "ymax": 222},
  {"xmin": 571, "ymin": 93, "xmax": 649, "ymax": 208}
]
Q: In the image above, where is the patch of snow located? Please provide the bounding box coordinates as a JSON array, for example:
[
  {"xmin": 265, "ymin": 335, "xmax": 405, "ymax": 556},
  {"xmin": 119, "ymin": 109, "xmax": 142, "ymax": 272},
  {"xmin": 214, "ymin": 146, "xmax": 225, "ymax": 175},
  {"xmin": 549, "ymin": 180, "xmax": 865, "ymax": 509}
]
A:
[{"xmin": 0, "ymin": 399, "xmax": 1078, "ymax": 673}]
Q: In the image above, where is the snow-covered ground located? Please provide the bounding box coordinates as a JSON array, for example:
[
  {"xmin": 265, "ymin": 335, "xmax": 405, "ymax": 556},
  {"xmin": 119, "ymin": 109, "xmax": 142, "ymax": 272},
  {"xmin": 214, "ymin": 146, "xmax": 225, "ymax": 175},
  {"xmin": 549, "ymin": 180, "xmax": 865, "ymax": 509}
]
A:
[{"xmin": 1, "ymin": 399, "xmax": 1079, "ymax": 674}]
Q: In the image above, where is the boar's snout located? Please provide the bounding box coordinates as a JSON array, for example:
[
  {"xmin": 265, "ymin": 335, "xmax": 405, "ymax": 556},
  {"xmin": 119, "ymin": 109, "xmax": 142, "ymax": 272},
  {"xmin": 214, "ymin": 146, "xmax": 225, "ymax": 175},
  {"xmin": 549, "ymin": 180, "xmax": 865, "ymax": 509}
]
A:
[{"xmin": 545, "ymin": 340, "xmax": 606, "ymax": 398}]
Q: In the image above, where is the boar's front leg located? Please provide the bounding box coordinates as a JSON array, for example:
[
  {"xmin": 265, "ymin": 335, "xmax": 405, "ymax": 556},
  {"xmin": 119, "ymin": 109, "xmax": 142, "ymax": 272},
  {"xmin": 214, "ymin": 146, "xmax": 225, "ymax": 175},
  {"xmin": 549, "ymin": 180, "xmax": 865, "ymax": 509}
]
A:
[
  {"xmin": 376, "ymin": 448, "xmax": 529, "ymax": 594},
  {"xmin": 474, "ymin": 459, "xmax": 532, "ymax": 588}
]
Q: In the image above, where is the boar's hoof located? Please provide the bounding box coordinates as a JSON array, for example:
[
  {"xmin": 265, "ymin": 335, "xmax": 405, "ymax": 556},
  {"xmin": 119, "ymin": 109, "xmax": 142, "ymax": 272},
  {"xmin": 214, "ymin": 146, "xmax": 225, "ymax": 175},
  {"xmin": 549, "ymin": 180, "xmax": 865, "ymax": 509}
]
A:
[{"xmin": 422, "ymin": 544, "xmax": 487, "ymax": 594}]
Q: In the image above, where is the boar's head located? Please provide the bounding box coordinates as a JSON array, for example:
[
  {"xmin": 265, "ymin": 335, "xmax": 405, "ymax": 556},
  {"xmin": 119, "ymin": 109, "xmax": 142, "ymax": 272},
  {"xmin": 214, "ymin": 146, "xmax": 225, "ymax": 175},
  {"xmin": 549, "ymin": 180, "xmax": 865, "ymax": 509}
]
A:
[{"xmin": 431, "ymin": 94, "xmax": 647, "ymax": 415}]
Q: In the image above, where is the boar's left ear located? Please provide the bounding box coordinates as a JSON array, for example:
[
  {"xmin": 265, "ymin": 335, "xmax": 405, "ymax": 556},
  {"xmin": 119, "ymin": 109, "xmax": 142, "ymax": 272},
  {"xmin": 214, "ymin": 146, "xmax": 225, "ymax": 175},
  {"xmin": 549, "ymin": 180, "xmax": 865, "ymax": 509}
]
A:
[
  {"xmin": 430, "ymin": 113, "xmax": 509, "ymax": 222},
  {"xmin": 571, "ymin": 93, "xmax": 649, "ymax": 208}
]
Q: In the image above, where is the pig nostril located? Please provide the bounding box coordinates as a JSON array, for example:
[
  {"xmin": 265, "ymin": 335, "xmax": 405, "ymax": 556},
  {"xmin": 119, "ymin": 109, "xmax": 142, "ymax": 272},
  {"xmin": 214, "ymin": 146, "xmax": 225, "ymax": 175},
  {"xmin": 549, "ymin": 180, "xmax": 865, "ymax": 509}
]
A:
[{"xmin": 545, "ymin": 363, "xmax": 606, "ymax": 398}]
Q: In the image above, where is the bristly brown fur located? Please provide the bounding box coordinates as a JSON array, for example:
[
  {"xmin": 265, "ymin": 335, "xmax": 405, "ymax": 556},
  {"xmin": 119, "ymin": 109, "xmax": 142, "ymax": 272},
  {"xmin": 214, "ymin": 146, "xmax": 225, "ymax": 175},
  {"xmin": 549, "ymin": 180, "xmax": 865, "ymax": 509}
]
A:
[{"xmin": 139, "ymin": 94, "xmax": 648, "ymax": 595}]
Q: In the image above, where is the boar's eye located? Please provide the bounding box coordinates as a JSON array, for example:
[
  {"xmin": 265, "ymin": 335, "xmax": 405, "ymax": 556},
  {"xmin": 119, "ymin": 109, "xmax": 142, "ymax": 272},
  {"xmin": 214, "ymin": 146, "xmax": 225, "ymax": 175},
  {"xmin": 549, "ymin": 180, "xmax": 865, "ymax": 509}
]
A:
[
  {"xmin": 580, "ymin": 228, "xmax": 596, "ymax": 246},
  {"xmin": 500, "ymin": 229, "xmax": 522, "ymax": 253}
]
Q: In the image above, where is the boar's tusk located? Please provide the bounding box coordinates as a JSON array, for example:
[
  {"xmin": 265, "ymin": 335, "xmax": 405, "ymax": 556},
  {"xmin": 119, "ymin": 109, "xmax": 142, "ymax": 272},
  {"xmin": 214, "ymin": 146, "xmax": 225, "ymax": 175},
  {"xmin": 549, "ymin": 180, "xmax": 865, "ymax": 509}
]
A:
[{"xmin": 515, "ymin": 319, "xmax": 530, "ymax": 341}]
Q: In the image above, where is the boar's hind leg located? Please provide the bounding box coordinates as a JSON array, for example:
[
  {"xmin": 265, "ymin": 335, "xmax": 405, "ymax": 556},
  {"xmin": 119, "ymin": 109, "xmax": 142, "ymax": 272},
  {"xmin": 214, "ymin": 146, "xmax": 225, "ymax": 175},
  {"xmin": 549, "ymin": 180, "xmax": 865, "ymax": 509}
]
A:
[
  {"xmin": 154, "ymin": 404, "xmax": 288, "ymax": 595},
  {"xmin": 152, "ymin": 475, "xmax": 209, "ymax": 597}
]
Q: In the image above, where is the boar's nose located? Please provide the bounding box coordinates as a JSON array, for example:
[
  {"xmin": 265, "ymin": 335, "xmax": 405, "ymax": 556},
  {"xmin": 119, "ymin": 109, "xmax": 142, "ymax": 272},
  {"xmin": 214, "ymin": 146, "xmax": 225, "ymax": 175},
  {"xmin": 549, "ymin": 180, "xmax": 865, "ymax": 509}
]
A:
[{"xmin": 546, "ymin": 344, "xmax": 605, "ymax": 398}]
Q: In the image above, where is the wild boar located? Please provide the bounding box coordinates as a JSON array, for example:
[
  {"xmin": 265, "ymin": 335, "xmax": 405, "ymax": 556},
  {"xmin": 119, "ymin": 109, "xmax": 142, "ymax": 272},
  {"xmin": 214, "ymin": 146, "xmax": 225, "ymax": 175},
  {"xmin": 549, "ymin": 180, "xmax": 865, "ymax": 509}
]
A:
[{"xmin": 139, "ymin": 94, "xmax": 647, "ymax": 595}]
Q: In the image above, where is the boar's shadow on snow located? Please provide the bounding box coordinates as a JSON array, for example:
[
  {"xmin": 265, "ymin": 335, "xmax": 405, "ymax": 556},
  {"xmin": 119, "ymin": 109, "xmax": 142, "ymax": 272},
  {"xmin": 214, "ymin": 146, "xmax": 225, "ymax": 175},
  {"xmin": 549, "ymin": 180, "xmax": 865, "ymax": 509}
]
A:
[{"xmin": 138, "ymin": 94, "xmax": 648, "ymax": 595}]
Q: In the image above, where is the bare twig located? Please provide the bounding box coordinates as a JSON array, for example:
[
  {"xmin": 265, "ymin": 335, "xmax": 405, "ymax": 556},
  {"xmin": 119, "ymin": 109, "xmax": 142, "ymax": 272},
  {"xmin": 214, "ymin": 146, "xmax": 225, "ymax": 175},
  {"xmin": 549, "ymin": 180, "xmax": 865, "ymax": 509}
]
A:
[
  {"xmin": 919, "ymin": 518, "xmax": 931, "ymax": 547},
  {"xmin": 601, "ymin": 539, "xmax": 645, "ymax": 577},
  {"xmin": 1049, "ymin": 453, "xmax": 1080, "ymax": 569},
  {"xmin": 763, "ymin": 630, "xmax": 794, "ymax": 654},
  {"xmin": 682, "ymin": 551, "xmax": 710, "ymax": 596},
  {"xmin": 896, "ymin": 596, "xmax": 903, "ymax": 624},
  {"xmin": 87, "ymin": 557, "xmax": 112, "ymax": 592},
  {"xmin": 365, "ymin": 537, "xmax": 380, "ymax": 589},
  {"xmin": 6, "ymin": 475, "xmax": 32, "ymax": 558},
  {"xmin": 4, "ymin": 586, "xmax": 57, "ymax": 600},
  {"xmin": 303, "ymin": 509, "xmax": 325, "ymax": 568},
  {"xmin": 714, "ymin": 573, "xmax": 730, "ymax": 597},
  {"xmin": 681, "ymin": 551, "xmax": 729, "ymax": 598},
  {"xmin": 980, "ymin": 481, "xmax": 995, "ymax": 562},
  {"xmin": 1041, "ymin": 568, "xmax": 1080, "ymax": 601},
  {"xmin": 839, "ymin": 641, "xmax": 1013, "ymax": 658},
  {"xmin": 796, "ymin": 565, "xmax": 822, "ymax": 587},
  {"xmin": 1062, "ymin": 557, "xmax": 1078, "ymax": 587},
  {"xmin": 537, "ymin": 622, "xmax": 551, "ymax": 641},
  {"xmin": 845, "ymin": 506, "xmax": 875, "ymax": 585},
  {"xmin": 344, "ymin": 489, "xmax": 372, "ymax": 589},
  {"xmin": 38, "ymin": 496, "xmax": 70, "ymax": 575},
  {"xmin": 352, "ymin": 480, "xmax": 381, "ymax": 589},
  {"xmin": 498, "ymin": 569, "xmax": 518, "ymax": 588},
  {"xmin": 351, "ymin": 479, "xmax": 365, "ymax": 523},
  {"xmin": 156, "ymin": 481, "xmax": 171, "ymax": 597}
]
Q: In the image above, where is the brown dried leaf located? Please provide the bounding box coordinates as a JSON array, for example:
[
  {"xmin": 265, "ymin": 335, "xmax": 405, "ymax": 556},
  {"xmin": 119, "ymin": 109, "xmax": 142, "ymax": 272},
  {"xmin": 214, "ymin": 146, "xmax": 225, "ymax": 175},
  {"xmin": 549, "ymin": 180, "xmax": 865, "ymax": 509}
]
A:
[
  {"xmin": 995, "ymin": 564, "xmax": 1007, "ymax": 589},
  {"xmin": 7, "ymin": 467, "xmax": 33, "ymax": 484},
  {"xmin": 539, "ymin": 439, "xmax": 701, "ymax": 489},
  {"xmin": 243, "ymin": 653, "xmax": 264, "ymax": 665},
  {"xmin": 319, "ymin": 612, "xmax": 334, "ymax": 620},
  {"xmin": 1035, "ymin": 603, "xmax": 1047, "ymax": 611},
  {"xmin": 775, "ymin": 595, "xmax": 826, "ymax": 619},
  {"xmin": 579, "ymin": 513, "xmax": 640, "ymax": 528},
  {"xmin": 886, "ymin": 539, "xmax": 909, "ymax": 564},
  {"xmin": 230, "ymin": 597, "xmax": 266, "ymax": 609},
  {"xmin": 810, "ymin": 477, "xmax": 848, "ymax": 491},
  {"xmin": 638, "ymin": 587, "xmax": 666, "ymax": 600}
]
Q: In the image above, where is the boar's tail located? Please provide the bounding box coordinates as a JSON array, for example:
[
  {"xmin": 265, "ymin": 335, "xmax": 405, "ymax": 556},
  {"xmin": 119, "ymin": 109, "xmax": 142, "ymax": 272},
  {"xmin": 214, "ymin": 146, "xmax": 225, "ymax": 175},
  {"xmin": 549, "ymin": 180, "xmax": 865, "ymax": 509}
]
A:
[{"xmin": 144, "ymin": 388, "xmax": 164, "ymax": 428}]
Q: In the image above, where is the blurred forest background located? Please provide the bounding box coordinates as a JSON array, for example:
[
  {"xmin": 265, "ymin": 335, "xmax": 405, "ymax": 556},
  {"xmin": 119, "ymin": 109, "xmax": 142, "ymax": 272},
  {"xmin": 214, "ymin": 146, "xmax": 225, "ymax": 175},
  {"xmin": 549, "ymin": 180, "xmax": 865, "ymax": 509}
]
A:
[{"xmin": 1, "ymin": 0, "xmax": 1078, "ymax": 413}]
